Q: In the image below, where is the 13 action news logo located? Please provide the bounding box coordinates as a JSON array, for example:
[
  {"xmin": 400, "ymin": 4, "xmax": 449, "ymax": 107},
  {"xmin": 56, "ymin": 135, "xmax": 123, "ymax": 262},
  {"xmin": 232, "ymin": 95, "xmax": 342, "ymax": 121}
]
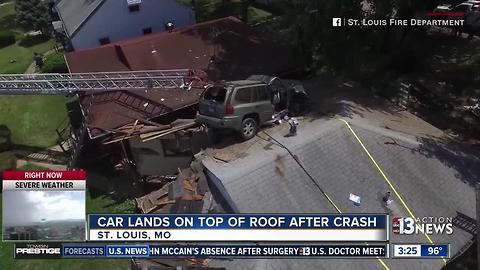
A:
[
  {"xmin": 392, "ymin": 216, "xmax": 453, "ymax": 235},
  {"xmin": 15, "ymin": 243, "xmax": 62, "ymax": 259}
]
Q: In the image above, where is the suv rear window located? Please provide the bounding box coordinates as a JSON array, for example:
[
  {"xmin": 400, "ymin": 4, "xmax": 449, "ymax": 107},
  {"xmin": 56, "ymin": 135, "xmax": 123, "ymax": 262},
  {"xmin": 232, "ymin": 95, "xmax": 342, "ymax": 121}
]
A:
[{"xmin": 203, "ymin": 87, "xmax": 227, "ymax": 102}]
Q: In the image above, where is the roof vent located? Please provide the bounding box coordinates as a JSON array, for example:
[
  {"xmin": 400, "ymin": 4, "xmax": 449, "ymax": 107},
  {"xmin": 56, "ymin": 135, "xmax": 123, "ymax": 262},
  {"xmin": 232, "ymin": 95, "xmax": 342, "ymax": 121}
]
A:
[
  {"xmin": 127, "ymin": 0, "xmax": 141, "ymax": 5},
  {"xmin": 165, "ymin": 22, "xmax": 174, "ymax": 33}
]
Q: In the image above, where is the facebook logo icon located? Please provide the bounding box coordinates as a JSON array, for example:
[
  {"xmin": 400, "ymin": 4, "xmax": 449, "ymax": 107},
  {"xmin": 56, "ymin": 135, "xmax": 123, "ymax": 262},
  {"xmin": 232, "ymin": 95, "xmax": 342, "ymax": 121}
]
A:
[{"xmin": 332, "ymin": 18, "xmax": 342, "ymax": 27}]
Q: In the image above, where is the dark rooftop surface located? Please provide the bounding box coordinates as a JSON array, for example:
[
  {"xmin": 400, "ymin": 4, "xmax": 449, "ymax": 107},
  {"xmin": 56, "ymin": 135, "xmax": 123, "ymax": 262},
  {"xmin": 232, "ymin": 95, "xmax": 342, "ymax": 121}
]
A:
[
  {"xmin": 56, "ymin": 0, "xmax": 105, "ymax": 37},
  {"xmin": 66, "ymin": 17, "xmax": 293, "ymax": 80}
]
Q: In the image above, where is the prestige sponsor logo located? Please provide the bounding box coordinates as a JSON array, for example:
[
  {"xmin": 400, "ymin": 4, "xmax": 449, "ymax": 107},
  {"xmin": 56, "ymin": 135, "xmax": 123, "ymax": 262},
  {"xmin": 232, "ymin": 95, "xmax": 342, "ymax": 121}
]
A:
[{"xmin": 14, "ymin": 243, "xmax": 62, "ymax": 259}]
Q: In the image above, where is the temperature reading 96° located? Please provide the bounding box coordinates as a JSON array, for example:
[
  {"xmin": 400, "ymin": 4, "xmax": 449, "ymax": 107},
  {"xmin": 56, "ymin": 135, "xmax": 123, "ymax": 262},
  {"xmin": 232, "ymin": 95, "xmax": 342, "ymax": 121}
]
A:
[
  {"xmin": 420, "ymin": 244, "xmax": 449, "ymax": 258},
  {"xmin": 427, "ymin": 246, "xmax": 442, "ymax": 255}
]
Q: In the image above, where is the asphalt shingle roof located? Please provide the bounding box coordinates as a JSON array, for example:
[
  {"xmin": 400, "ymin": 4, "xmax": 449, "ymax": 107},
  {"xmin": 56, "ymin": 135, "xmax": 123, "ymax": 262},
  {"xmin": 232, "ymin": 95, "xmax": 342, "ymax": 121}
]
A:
[
  {"xmin": 56, "ymin": 0, "xmax": 105, "ymax": 37},
  {"xmin": 202, "ymin": 118, "xmax": 478, "ymax": 270}
]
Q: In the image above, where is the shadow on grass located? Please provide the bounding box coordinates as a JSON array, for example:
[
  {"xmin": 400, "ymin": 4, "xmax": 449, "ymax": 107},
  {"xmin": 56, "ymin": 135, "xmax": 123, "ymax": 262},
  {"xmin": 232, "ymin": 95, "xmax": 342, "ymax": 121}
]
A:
[
  {"xmin": 197, "ymin": 2, "xmax": 244, "ymax": 22},
  {"xmin": 18, "ymin": 34, "xmax": 50, "ymax": 48},
  {"xmin": 0, "ymin": 15, "xmax": 16, "ymax": 32},
  {"xmin": 0, "ymin": 125, "xmax": 12, "ymax": 152},
  {"xmin": 11, "ymin": 144, "xmax": 68, "ymax": 164}
]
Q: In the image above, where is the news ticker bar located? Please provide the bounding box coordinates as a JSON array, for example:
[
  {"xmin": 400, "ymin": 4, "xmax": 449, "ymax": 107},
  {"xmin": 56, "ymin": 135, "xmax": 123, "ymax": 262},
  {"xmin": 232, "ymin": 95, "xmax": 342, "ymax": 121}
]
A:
[
  {"xmin": 14, "ymin": 243, "xmax": 451, "ymax": 259},
  {"xmin": 14, "ymin": 243, "xmax": 389, "ymax": 259},
  {"xmin": 87, "ymin": 214, "xmax": 388, "ymax": 242}
]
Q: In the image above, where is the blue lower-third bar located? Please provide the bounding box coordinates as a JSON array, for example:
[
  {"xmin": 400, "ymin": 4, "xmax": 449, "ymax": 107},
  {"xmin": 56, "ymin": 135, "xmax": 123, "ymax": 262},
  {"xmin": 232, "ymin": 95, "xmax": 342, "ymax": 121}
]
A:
[
  {"xmin": 420, "ymin": 244, "xmax": 449, "ymax": 258},
  {"xmin": 106, "ymin": 245, "xmax": 150, "ymax": 257}
]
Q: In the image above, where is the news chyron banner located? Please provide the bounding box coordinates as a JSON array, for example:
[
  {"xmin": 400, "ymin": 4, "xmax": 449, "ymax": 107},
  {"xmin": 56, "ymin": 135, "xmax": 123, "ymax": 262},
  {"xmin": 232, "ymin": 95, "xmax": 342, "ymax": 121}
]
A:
[
  {"xmin": 14, "ymin": 243, "xmax": 390, "ymax": 259},
  {"xmin": 2, "ymin": 171, "xmax": 86, "ymax": 242},
  {"xmin": 88, "ymin": 214, "xmax": 388, "ymax": 242}
]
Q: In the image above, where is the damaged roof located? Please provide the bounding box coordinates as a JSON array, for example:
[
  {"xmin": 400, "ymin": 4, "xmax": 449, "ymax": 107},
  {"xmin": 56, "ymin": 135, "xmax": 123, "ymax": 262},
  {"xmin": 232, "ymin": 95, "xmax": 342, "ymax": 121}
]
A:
[
  {"xmin": 67, "ymin": 16, "xmax": 295, "ymax": 139},
  {"xmin": 82, "ymin": 88, "xmax": 204, "ymax": 139}
]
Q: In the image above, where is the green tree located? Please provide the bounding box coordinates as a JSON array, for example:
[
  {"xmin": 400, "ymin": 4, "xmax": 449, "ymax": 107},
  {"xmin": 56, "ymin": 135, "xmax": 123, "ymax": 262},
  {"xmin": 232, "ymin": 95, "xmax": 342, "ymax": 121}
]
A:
[
  {"xmin": 288, "ymin": 0, "xmax": 443, "ymax": 77},
  {"xmin": 241, "ymin": 0, "xmax": 255, "ymax": 22},
  {"xmin": 15, "ymin": 0, "xmax": 51, "ymax": 33}
]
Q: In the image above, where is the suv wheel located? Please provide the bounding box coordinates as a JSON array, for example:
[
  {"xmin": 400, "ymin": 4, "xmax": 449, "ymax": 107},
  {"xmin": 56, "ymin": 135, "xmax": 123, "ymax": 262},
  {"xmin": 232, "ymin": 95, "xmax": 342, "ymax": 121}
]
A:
[{"xmin": 240, "ymin": 118, "xmax": 258, "ymax": 140}]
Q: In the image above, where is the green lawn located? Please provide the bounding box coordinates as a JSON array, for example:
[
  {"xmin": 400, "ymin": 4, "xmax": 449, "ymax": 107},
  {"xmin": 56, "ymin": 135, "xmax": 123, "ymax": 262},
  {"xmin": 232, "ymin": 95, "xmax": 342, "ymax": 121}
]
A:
[
  {"xmin": 247, "ymin": 6, "xmax": 272, "ymax": 24},
  {"xmin": 0, "ymin": 1, "xmax": 14, "ymax": 19},
  {"xmin": 17, "ymin": 163, "xmax": 48, "ymax": 170},
  {"xmin": 0, "ymin": 2, "xmax": 67, "ymax": 149},
  {"xmin": 0, "ymin": 38, "xmax": 56, "ymax": 74},
  {"xmin": 86, "ymin": 192, "xmax": 136, "ymax": 214},
  {"xmin": 0, "ymin": 151, "xmax": 15, "ymax": 170},
  {"xmin": 0, "ymin": 2, "xmax": 56, "ymax": 74},
  {"xmin": 0, "ymin": 184, "xmax": 134, "ymax": 270},
  {"xmin": 181, "ymin": 0, "xmax": 272, "ymax": 23},
  {"xmin": 0, "ymin": 96, "xmax": 69, "ymax": 148}
]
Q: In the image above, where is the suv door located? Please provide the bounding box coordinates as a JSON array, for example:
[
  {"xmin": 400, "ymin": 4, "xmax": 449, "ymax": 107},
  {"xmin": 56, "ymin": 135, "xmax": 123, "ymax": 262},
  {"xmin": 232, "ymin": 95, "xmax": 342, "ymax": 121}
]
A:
[{"xmin": 252, "ymin": 85, "xmax": 274, "ymax": 124}]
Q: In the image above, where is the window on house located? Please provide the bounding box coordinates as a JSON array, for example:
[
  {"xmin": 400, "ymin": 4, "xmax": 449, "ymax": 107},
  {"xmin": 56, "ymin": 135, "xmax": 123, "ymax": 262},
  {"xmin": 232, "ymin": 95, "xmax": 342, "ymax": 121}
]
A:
[
  {"xmin": 128, "ymin": 4, "xmax": 140, "ymax": 12},
  {"xmin": 142, "ymin": 27, "xmax": 152, "ymax": 35},
  {"xmin": 98, "ymin": 37, "xmax": 110, "ymax": 45}
]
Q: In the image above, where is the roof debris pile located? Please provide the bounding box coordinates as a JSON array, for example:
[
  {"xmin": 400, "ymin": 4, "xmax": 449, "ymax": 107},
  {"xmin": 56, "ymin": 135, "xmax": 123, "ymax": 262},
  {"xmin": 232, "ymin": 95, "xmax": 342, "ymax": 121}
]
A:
[
  {"xmin": 135, "ymin": 160, "xmax": 220, "ymax": 215},
  {"xmin": 103, "ymin": 118, "xmax": 201, "ymax": 145},
  {"xmin": 133, "ymin": 161, "xmax": 220, "ymax": 269}
]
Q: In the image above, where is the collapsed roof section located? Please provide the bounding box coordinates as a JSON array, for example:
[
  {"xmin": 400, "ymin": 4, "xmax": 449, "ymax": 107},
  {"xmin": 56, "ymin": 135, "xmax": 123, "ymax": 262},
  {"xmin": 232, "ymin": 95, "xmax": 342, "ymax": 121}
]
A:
[
  {"xmin": 66, "ymin": 16, "xmax": 295, "ymax": 139},
  {"xmin": 80, "ymin": 86, "xmax": 205, "ymax": 139}
]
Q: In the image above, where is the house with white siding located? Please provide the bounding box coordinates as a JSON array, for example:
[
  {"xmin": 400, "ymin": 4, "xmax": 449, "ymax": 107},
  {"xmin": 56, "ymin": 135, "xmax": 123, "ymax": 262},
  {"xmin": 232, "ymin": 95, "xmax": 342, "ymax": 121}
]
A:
[{"xmin": 54, "ymin": 0, "xmax": 195, "ymax": 50}]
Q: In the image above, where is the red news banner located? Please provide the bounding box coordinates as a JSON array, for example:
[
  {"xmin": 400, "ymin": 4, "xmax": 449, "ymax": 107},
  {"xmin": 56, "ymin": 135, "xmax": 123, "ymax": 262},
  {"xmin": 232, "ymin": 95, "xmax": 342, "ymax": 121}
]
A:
[{"xmin": 2, "ymin": 171, "xmax": 86, "ymax": 191}]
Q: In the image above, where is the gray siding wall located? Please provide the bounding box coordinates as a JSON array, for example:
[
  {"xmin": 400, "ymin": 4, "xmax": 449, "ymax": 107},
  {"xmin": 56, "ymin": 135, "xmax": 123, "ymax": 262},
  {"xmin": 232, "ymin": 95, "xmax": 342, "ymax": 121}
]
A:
[
  {"xmin": 71, "ymin": 0, "xmax": 195, "ymax": 50},
  {"xmin": 129, "ymin": 137, "xmax": 192, "ymax": 176}
]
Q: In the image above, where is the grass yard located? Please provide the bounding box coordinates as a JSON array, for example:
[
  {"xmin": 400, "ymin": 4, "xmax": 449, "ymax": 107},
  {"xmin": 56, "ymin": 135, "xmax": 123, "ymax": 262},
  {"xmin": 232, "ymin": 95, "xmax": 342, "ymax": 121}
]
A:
[
  {"xmin": 86, "ymin": 192, "xmax": 136, "ymax": 214},
  {"xmin": 0, "ymin": 38, "xmax": 55, "ymax": 74},
  {"xmin": 0, "ymin": 151, "xmax": 15, "ymax": 170},
  {"xmin": 247, "ymin": 6, "xmax": 272, "ymax": 24},
  {"xmin": 0, "ymin": 2, "xmax": 67, "ymax": 149},
  {"xmin": 17, "ymin": 162, "xmax": 48, "ymax": 170},
  {"xmin": 0, "ymin": 96, "xmax": 69, "ymax": 148},
  {"xmin": 181, "ymin": 0, "xmax": 272, "ymax": 24},
  {"xmin": 0, "ymin": 2, "xmax": 56, "ymax": 74}
]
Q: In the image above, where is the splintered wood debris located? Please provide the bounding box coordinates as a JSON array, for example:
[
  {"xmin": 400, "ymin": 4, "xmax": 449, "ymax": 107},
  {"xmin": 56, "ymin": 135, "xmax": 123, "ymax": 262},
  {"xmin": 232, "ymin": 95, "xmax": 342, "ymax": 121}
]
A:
[
  {"xmin": 135, "ymin": 184, "xmax": 174, "ymax": 214},
  {"xmin": 103, "ymin": 119, "xmax": 200, "ymax": 144},
  {"xmin": 135, "ymin": 162, "xmax": 209, "ymax": 214}
]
